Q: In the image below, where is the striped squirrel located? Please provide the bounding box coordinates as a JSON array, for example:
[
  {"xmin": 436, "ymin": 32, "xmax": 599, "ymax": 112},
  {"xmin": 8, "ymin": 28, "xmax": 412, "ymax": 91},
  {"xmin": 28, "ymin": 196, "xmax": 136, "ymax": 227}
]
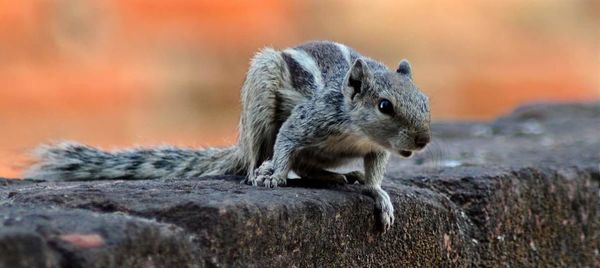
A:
[{"xmin": 26, "ymin": 41, "xmax": 431, "ymax": 231}]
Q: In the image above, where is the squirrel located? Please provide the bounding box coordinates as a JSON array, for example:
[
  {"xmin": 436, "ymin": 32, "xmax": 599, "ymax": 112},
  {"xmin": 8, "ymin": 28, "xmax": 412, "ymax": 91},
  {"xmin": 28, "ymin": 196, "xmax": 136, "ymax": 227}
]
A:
[{"xmin": 25, "ymin": 41, "xmax": 431, "ymax": 232}]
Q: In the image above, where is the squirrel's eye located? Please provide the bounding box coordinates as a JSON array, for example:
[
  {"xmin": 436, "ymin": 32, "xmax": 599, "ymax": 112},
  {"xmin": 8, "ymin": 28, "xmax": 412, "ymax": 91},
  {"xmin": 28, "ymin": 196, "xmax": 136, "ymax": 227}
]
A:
[{"xmin": 378, "ymin": 99, "xmax": 394, "ymax": 115}]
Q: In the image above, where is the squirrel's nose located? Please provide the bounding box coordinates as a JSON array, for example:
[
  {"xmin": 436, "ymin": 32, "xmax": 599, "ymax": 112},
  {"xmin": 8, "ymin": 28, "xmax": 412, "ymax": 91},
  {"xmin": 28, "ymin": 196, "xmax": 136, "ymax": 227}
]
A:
[{"xmin": 414, "ymin": 133, "xmax": 430, "ymax": 149}]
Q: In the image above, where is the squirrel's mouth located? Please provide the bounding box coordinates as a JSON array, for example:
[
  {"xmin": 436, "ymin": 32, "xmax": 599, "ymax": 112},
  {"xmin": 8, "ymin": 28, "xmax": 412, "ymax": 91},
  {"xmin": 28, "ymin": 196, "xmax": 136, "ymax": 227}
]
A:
[{"xmin": 399, "ymin": 150, "xmax": 413, "ymax": 157}]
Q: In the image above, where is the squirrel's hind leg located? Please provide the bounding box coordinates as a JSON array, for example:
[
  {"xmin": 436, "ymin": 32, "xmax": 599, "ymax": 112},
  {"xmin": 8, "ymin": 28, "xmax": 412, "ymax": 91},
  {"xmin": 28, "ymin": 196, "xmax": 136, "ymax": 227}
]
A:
[{"xmin": 238, "ymin": 48, "xmax": 306, "ymax": 184}]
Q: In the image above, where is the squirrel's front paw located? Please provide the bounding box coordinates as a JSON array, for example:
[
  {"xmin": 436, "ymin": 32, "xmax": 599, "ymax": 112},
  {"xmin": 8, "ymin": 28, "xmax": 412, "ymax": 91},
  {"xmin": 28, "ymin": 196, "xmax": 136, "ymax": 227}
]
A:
[
  {"xmin": 249, "ymin": 161, "xmax": 273, "ymax": 186},
  {"xmin": 250, "ymin": 161, "xmax": 287, "ymax": 188},
  {"xmin": 365, "ymin": 187, "xmax": 395, "ymax": 233},
  {"xmin": 261, "ymin": 174, "xmax": 286, "ymax": 188},
  {"xmin": 377, "ymin": 199, "xmax": 395, "ymax": 233}
]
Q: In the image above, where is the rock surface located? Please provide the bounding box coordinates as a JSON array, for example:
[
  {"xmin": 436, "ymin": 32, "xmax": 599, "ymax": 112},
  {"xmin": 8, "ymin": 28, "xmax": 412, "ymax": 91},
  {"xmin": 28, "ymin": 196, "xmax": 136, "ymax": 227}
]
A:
[{"xmin": 1, "ymin": 102, "xmax": 599, "ymax": 267}]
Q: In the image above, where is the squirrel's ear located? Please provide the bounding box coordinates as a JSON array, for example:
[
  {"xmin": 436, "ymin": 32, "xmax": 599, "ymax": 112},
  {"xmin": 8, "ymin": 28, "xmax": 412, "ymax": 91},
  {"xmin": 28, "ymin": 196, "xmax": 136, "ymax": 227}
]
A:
[
  {"xmin": 344, "ymin": 58, "xmax": 372, "ymax": 101},
  {"xmin": 396, "ymin": 59, "xmax": 412, "ymax": 78}
]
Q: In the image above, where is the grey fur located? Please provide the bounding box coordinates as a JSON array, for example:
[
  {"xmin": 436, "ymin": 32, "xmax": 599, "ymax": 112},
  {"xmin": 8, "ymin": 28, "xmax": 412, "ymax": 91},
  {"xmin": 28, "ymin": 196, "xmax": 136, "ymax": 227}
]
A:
[
  {"xmin": 26, "ymin": 142, "xmax": 244, "ymax": 181},
  {"xmin": 25, "ymin": 41, "xmax": 431, "ymax": 232}
]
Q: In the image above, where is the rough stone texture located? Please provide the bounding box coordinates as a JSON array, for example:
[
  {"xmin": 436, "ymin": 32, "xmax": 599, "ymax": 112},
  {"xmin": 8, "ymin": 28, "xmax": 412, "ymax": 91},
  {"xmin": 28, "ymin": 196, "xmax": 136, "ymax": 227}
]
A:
[
  {"xmin": 1, "ymin": 102, "xmax": 599, "ymax": 267},
  {"xmin": 0, "ymin": 206, "xmax": 197, "ymax": 268}
]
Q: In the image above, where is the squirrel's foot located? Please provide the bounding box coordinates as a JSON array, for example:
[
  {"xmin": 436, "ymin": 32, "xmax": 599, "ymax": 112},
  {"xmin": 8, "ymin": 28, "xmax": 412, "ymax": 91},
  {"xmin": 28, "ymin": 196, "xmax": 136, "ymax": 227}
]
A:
[
  {"xmin": 261, "ymin": 174, "xmax": 287, "ymax": 188},
  {"xmin": 364, "ymin": 187, "xmax": 395, "ymax": 233},
  {"xmin": 250, "ymin": 161, "xmax": 287, "ymax": 188},
  {"xmin": 377, "ymin": 195, "xmax": 395, "ymax": 233},
  {"xmin": 343, "ymin": 171, "xmax": 365, "ymax": 184},
  {"xmin": 247, "ymin": 161, "xmax": 273, "ymax": 186}
]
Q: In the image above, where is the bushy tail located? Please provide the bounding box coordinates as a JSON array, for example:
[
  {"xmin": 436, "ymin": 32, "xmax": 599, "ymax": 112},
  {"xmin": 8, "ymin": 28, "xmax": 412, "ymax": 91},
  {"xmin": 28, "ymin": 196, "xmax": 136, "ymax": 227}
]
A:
[{"xmin": 24, "ymin": 142, "xmax": 247, "ymax": 181}]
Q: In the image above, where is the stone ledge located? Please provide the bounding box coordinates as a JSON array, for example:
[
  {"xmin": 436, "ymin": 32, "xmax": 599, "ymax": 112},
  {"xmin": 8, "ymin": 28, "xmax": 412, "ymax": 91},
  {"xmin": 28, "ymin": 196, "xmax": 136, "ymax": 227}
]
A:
[{"xmin": 1, "ymin": 102, "xmax": 599, "ymax": 267}]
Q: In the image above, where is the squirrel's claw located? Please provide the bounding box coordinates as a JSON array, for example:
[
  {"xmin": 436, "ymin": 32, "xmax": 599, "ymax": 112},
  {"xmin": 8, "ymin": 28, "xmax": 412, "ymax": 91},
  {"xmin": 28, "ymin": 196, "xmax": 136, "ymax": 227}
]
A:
[{"xmin": 263, "ymin": 177, "xmax": 273, "ymax": 188}]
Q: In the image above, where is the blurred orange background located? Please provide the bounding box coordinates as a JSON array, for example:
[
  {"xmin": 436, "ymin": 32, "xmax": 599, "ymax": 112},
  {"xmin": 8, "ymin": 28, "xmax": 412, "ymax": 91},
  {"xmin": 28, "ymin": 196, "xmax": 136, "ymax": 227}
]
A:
[{"xmin": 1, "ymin": 0, "xmax": 598, "ymax": 178}]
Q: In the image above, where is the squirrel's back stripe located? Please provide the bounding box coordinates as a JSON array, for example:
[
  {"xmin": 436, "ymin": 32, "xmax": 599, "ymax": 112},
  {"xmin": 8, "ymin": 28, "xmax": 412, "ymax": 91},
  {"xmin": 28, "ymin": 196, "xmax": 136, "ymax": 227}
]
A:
[
  {"xmin": 281, "ymin": 51, "xmax": 319, "ymax": 94},
  {"xmin": 335, "ymin": 43, "xmax": 352, "ymax": 65},
  {"xmin": 296, "ymin": 41, "xmax": 355, "ymax": 89},
  {"xmin": 282, "ymin": 48, "xmax": 324, "ymax": 90}
]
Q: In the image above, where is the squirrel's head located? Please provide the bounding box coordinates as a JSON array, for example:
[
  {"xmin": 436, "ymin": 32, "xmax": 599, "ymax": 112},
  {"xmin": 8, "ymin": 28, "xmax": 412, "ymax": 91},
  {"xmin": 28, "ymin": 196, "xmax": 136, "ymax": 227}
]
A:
[{"xmin": 343, "ymin": 58, "xmax": 431, "ymax": 157}]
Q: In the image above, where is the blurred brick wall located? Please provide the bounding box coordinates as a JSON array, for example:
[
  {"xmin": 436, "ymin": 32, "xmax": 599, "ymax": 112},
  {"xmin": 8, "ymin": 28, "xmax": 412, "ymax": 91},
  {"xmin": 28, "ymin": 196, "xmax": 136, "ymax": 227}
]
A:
[{"xmin": 0, "ymin": 0, "xmax": 598, "ymax": 177}]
